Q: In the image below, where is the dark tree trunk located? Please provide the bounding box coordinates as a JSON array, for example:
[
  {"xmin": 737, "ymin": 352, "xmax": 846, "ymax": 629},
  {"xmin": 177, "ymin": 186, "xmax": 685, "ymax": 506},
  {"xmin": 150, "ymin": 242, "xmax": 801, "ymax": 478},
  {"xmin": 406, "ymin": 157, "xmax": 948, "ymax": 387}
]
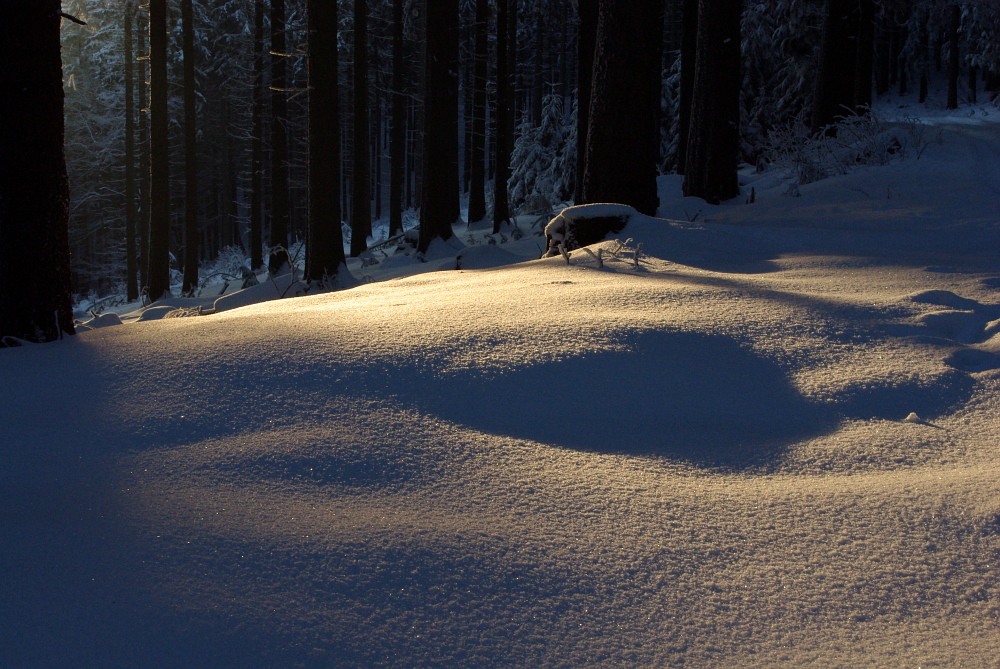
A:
[
  {"xmin": 250, "ymin": 0, "xmax": 265, "ymax": 270},
  {"xmin": 898, "ymin": 56, "xmax": 908, "ymax": 96},
  {"xmin": 493, "ymin": 0, "xmax": 513, "ymax": 232},
  {"xmin": 677, "ymin": 0, "xmax": 698, "ymax": 175},
  {"xmin": 969, "ymin": 65, "xmax": 978, "ymax": 104},
  {"xmin": 854, "ymin": 0, "xmax": 876, "ymax": 111},
  {"xmin": 181, "ymin": 0, "xmax": 199, "ymax": 295},
  {"xmin": 137, "ymin": 9, "xmax": 150, "ymax": 290},
  {"xmin": 125, "ymin": 1, "xmax": 139, "ymax": 302},
  {"xmin": 934, "ymin": 28, "xmax": 943, "ymax": 73},
  {"xmin": 305, "ymin": 0, "xmax": 345, "ymax": 282},
  {"xmin": 389, "ymin": 0, "xmax": 405, "ymax": 236},
  {"xmin": 532, "ymin": 3, "xmax": 544, "ymax": 127},
  {"xmin": 467, "ymin": 0, "xmax": 489, "ymax": 223},
  {"xmin": 351, "ymin": 0, "xmax": 371, "ymax": 257},
  {"xmin": 583, "ymin": 0, "xmax": 662, "ymax": 215},
  {"xmin": 147, "ymin": 0, "xmax": 171, "ymax": 301},
  {"xmin": 418, "ymin": 0, "xmax": 460, "ymax": 253},
  {"xmin": 682, "ymin": 0, "xmax": 741, "ymax": 204},
  {"xmin": 947, "ymin": 5, "xmax": 959, "ymax": 110},
  {"xmin": 269, "ymin": 0, "xmax": 290, "ymax": 273},
  {"xmin": 0, "ymin": 0, "xmax": 75, "ymax": 342},
  {"xmin": 574, "ymin": 0, "xmax": 598, "ymax": 203},
  {"xmin": 812, "ymin": 0, "xmax": 860, "ymax": 134}
]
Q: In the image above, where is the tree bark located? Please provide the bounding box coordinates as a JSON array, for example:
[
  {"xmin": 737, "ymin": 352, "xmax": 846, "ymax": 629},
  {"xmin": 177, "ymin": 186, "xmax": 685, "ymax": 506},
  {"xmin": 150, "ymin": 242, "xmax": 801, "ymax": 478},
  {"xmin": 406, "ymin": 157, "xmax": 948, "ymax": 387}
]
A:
[
  {"xmin": 812, "ymin": 0, "xmax": 860, "ymax": 134},
  {"xmin": 493, "ymin": 0, "xmax": 513, "ymax": 232},
  {"xmin": 269, "ymin": 0, "xmax": 290, "ymax": 273},
  {"xmin": 467, "ymin": 0, "xmax": 489, "ymax": 224},
  {"xmin": 574, "ymin": 0, "xmax": 598, "ymax": 203},
  {"xmin": 947, "ymin": 4, "xmax": 959, "ymax": 110},
  {"xmin": 389, "ymin": 0, "xmax": 405, "ymax": 236},
  {"xmin": 137, "ymin": 8, "xmax": 151, "ymax": 290},
  {"xmin": 181, "ymin": 0, "xmax": 199, "ymax": 294},
  {"xmin": 676, "ymin": 0, "xmax": 697, "ymax": 175},
  {"xmin": 582, "ymin": 0, "xmax": 664, "ymax": 215},
  {"xmin": 419, "ymin": 0, "xmax": 460, "ymax": 252},
  {"xmin": 147, "ymin": 0, "xmax": 171, "ymax": 301},
  {"xmin": 969, "ymin": 64, "xmax": 978, "ymax": 104},
  {"xmin": 125, "ymin": 1, "xmax": 139, "ymax": 302},
  {"xmin": 854, "ymin": 0, "xmax": 876, "ymax": 112},
  {"xmin": 681, "ymin": 0, "xmax": 741, "ymax": 204},
  {"xmin": 306, "ymin": 0, "xmax": 345, "ymax": 282},
  {"xmin": 351, "ymin": 0, "xmax": 371, "ymax": 257},
  {"xmin": 250, "ymin": 0, "xmax": 265, "ymax": 270},
  {"xmin": 0, "ymin": 0, "xmax": 75, "ymax": 342}
]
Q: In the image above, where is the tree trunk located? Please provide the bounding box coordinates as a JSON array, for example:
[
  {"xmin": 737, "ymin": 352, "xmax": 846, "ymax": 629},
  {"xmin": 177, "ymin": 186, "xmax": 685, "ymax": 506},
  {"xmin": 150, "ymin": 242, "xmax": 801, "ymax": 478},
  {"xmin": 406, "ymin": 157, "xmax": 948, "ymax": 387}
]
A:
[
  {"xmin": 181, "ymin": 0, "xmax": 199, "ymax": 295},
  {"xmin": 574, "ymin": 0, "xmax": 598, "ymax": 203},
  {"xmin": 250, "ymin": 0, "xmax": 265, "ymax": 270},
  {"xmin": 125, "ymin": 1, "xmax": 139, "ymax": 302},
  {"xmin": 532, "ymin": 3, "xmax": 544, "ymax": 127},
  {"xmin": 269, "ymin": 0, "xmax": 290, "ymax": 273},
  {"xmin": 467, "ymin": 0, "xmax": 489, "ymax": 224},
  {"xmin": 493, "ymin": 0, "xmax": 513, "ymax": 232},
  {"xmin": 969, "ymin": 64, "xmax": 978, "ymax": 104},
  {"xmin": 812, "ymin": 0, "xmax": 860, "ymax": 134},
  {"xmin": 583, "ymin": 0, "xmax": 662, "ymax": 215},
  {"xmin": 854, "ymin": 0, "xmax": 875, "ymax": 111},
  {"xmin": 418, "ymin": 0, "xmax": 460, "ymax": 252},
  {"xmin": 305, "ymin": 0, "xmax": 345, "ymax": 282},
  {"xmin": 137, "ymin": 8, "xmax": 150, "ymax": 290},
  {"xmin": 947, "ymin": 5, "xmax": 959, "ymax": 110},
  {"xmin": 389, "ymin": 0, "xmax": 405, "ymax": 236},
  {"xmin": 0, "ymin": 0, "xmax": 75, "ymax": 342},
  {"xmin": 682, "ymin": 0, "xmax": 741, "ymax": 204},
  {"xmin": 147, "ymin": 0, "xmax": 171, "ymax": 301},
  {"xmin": 351, "ymin": 0, "xmax": 371, "ymax": 257},
  {"xmin": 676, "ymin": 0, "xmax": 698, "ymax": 175}
]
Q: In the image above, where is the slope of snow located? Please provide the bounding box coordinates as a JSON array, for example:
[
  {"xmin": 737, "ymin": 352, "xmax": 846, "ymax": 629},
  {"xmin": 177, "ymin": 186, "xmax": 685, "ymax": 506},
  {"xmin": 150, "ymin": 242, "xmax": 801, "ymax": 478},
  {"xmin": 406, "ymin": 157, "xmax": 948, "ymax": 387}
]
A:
[{"xmin": 3, "ymin": 111, "xmax": 1000, "ymax": 667}]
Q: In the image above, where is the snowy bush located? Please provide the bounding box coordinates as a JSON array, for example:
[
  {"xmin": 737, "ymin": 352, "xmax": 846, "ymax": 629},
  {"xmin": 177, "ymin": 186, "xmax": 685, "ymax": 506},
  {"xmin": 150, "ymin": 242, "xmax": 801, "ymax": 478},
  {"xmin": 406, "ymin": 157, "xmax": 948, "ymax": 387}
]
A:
[
  {"xmin": 509, "ymin": 94, "xmax": 574, "ymax": 214},
  {"xmin": 763, "ymin": 107, "xmax": 922, "ymax": 185}
]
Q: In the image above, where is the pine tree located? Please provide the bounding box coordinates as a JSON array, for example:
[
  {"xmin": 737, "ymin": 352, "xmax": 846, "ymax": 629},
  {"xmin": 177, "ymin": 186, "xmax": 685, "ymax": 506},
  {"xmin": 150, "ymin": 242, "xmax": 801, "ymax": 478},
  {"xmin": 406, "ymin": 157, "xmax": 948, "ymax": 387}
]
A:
[
  {"xmin": 250, "ymin": 0, "xmax": 266, "ymax": 271},
  {"xmin": 574, "ymin": 0, "xmax": 598, "ymax": 203},
  {"xmin": 389, "ymin": 0, "xmax": 406, "ymax": 236},
  {"xmin": 0, "ymin": 1, "xmax": 76, "ymax": 342},
  {"xmin": 493, "ymin": 0, "xmax": 514, "ymax": 233}
]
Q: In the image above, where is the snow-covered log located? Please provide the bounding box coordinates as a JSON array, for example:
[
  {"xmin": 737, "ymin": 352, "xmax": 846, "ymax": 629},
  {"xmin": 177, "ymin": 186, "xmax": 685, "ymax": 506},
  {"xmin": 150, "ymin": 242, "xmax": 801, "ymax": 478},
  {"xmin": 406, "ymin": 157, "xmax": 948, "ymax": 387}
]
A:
[{"xmin": 542, "ymin": 203, "xmax": 635, "ymax": 257}]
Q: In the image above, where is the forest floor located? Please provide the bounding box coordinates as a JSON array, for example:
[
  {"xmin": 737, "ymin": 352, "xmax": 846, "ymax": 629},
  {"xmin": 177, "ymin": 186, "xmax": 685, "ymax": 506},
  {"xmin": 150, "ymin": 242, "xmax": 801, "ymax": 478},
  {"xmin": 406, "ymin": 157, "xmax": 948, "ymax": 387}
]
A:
[{"xmin": 3, "ymin": 101, "xmax": 1000, "ymax": 666}]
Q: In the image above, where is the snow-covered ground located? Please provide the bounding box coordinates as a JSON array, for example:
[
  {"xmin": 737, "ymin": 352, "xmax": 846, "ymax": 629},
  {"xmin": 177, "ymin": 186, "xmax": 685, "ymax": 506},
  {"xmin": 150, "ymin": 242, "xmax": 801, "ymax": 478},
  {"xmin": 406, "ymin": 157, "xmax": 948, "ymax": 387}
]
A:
[{"xmin": 4, "ymin": 105, "xmax": 1000, "ymax": 667}]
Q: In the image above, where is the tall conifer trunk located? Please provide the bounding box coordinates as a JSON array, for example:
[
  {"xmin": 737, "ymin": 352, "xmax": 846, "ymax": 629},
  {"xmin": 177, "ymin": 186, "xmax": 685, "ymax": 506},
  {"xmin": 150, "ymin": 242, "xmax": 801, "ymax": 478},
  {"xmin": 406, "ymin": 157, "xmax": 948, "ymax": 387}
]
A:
[
  {"xmin": 306, "ymin": 0, "xmax": 345, "ymax": 282},
  {"xmin": 147, "ymin": 0, "xmax": 171, "ymax": 301},
  {"xmin": 493, "ymin": 0, "xmax": 513, "ymax": 233},
  {"xmin": 467, "ymin": 0, "xmax": 489, "ymax": 224},
  {"xmin": 0, "ymin": 0, "xmax": 75, "ymax": 342},
  {"xmin": 812, "ymin": 0, "xmax": 860, "ymax": 134},
  {"xmin": 947, "ymin": 5, "xmax": 959, "ymax": 110},
  {"xmin": 389, "ymin": 0, "xmax": 406, "ymax": 236},
  {"xmin": 125, "ymin": 1, "xmax": 139, "ymax": 302},
  {"xmin": 574, "ymin": 0, "xmax": 598, "ymax": 203},
  {"xmin": 181, "ymin": 0, "xmax": 199, "ymax": 294},
  {"xmin": 682, "ymin": 0, "xmax": 741, "ymax": 204},
  {"xmin": 677, "ymin": 0, "xmax": 697, "ymax": 175},
  {"xmin": 418, "ymin": 0, "xmax": 460, "ymax": 252},
  {"xmin": 351, "ymin": 0, "xmax": 371, "ymax": 257},
  {"xmin": 582, "ymin": 0, "xmax": 662, "ymax": 215},
  {"xmin": 250, "ymin": 0, "xmax": 265, "ymax": 270},
  {"xmin": 137, "ymin": 7, "xmax": 151, "ymax": 289},
  {"xmin": 269, "ymin": 0, "xmax": 290, "ymax": 273}
]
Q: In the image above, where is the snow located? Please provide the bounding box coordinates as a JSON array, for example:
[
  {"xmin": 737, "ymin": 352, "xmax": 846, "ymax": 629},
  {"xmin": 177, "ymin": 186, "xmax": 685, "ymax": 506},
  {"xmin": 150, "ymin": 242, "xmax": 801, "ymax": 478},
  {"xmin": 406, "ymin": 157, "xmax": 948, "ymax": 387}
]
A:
[{"xmin": 4, "ymin": 108, "xmax": 1000, "ymax": 667}]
